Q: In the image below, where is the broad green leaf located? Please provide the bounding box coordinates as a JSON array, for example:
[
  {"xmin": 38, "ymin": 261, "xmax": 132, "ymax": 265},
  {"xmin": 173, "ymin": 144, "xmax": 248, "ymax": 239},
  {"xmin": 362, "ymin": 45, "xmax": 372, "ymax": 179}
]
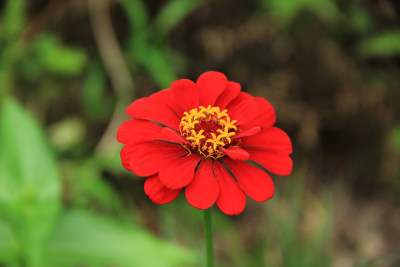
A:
[
  {"xmin": 0, "ymin": 218, "xmax": 19, "ymax": 264},
  {"xmin": 0, "ymin": 97, "xmax": 60, "ymax": 267},
  {"xmin": 356, "ymin": 31, "xmax": 400, "ymax": 58},
  {"xmin": 46, "ymin": 209, "xmax": 196, "ymax": 267}
]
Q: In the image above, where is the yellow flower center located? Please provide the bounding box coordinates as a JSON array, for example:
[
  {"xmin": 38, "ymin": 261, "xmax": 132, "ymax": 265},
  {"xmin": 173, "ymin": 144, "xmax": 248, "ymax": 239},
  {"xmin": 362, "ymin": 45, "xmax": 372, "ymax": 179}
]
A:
[{"xmin": 179, "ymin": 105, "xmax": 238, "ymax": 159}]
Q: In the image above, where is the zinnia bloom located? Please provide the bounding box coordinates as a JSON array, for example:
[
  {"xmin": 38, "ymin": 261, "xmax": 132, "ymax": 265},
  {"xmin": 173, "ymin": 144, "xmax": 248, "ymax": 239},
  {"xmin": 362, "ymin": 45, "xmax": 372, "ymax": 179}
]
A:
[{"xmin": 117, "ymin": 71, "xmax": 292, "ymax": 215}]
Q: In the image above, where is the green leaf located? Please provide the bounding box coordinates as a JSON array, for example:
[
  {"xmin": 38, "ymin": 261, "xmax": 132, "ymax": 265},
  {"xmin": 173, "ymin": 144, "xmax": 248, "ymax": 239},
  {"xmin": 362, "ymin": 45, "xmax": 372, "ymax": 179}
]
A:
[
  {"xmin": 45, "ymin": 209, "xmax": 196, "ymax": 267},
  {"xmin": 140, "ymin": 48, "xmax": 178, "ymax": 88},
  {"xmin": 0, "ymin": 0, "xmax": 26, "ymax": 41},
  {"xmin": 122, "ymin": 0, "xmax": 149, "ymax": 35},
  {"xmin": 81, "ymin": 63, "xmax": 113, "ymax": 121},
  {"xmin": 152, "ymin": 0, "xmax": 204, "ymax": 41},
  {"xmin": 389, "ymin": 124, "xmax": 400, "ymax": 151},
  {"xmin": 0, "ymin": 97, "xmax": 60, "ymax": 267},
  {"xmin": 33, "ymin": 34, "xmax": 87, "ymax": 76},
  {"xmin": 262, "ymin": 0, "xmax": 339, "ymax": 26},
  {"xmin": 0, "ymin": 0, "xmax": 27, "ymax": 96},
  {"xmin": 347, "ymin": 5, "xmax": 374, "ymax": 34},
  {"xmin": 356, "ymin": 31, "xmax": 400, "ymax": 59},
  {"xmin": 0, "ymin": 218, "xmax": 19, "ymax": 265},
  {"xmin": 62, "ymin": 160, "xmax": 124, "ymax": 214}
]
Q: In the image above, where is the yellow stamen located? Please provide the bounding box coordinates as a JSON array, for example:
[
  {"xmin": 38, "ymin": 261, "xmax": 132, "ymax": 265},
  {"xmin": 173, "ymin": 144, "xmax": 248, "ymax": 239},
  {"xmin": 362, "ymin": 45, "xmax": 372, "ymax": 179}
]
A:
[{"xmin": 179, "ymin": 105, "xmax": 238, "ymax": 159}]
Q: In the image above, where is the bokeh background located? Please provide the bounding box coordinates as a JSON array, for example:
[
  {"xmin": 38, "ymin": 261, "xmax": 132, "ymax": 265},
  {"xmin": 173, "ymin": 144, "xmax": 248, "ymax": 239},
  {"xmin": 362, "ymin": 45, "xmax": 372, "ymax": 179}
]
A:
[{"xmin": 0, "ymin": 0, "xmax": 400, "ymax": 266}]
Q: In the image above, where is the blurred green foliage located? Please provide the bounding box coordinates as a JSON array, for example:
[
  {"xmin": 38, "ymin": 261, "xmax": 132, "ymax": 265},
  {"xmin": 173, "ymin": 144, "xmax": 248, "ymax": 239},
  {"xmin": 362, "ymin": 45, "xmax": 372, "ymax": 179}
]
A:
[
  {"xmin": 263, "ymin": 175, "xmax": 333, "ymax": 267},
  {"xmin": 0, "ymin": 0, "xmax": 26, "ymax": 94},
  {"xmin": 32, "ymin": 34, "xmax": 87, "ymax": 76},
  {"xmin": 81, "ymin": 63, "xmax": 113, "ymax": 122},
  {"xmin": 122, "ymin": 0, "xmax": 204, "ymax": 88},
  {"xmin": 46, "ymin": 209, "xmax": 195, "ymax": 267},
  {"xmin": 260, "ymin": 0, "xmax": 340, "ymax": 26},
  {"xmin": 0, "ymin": 98, "xmax": 61, "ymax": 267},
  {"xmin": 356, "ymin": 31, "xmax": 400, "ymax": 58},
  {"xmin": 0, "ymin": 97, "xmax": 196, "ymax": 267}
]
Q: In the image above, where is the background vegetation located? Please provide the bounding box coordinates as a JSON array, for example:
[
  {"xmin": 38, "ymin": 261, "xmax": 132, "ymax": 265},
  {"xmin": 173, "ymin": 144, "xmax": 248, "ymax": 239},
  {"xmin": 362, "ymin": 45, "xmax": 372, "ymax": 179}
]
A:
[{"xmin": 0, "ymin": 0, "xmax": 399, "ymax": 266}]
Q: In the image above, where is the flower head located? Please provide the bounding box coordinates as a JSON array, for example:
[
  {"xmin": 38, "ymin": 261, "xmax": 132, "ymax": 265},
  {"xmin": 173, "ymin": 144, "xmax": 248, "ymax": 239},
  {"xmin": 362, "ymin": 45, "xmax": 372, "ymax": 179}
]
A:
[{"xmin": 117, "ymin": 71, "xmax": 292, "ymax": 215}]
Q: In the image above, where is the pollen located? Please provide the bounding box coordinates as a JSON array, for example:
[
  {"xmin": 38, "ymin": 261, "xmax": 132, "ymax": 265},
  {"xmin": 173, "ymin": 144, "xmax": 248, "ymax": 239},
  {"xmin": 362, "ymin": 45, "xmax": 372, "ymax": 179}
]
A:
[{"xmin": 179, "ymin": 105, "xmax": 237, "ymax": 159}]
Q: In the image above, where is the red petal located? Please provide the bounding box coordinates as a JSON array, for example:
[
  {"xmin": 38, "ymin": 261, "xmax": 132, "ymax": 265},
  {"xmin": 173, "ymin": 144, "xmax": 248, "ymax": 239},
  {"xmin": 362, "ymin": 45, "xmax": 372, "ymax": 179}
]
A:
[
  {"xmin": 185, "ymin": 160, "xmax": 219, "ymax": 209},
  {"xmin": 224, "ymin": 159, "xmax": 274, "ymax": 202},
  {"xmin": 247, "ymin": 150, "xmax": 293, "ymax": 175},
  {"xmin": 226, "ymin": 91, "xmax": 252, "ymax": 109},
  {"xmin": 120, "ymin": 145, "xmax": 135, "ymax": 171},
  {"xmin": 227, "ymin": 92, "xmax": 259, "ymax": 129},
  {"xmin": 197, "ymin": 71, "xmax": 228, "ymax": 107},
  {"xmin": 242, "ymin": 127, "xmax": 292, "ymax": 154},
  {"xmin": 252, "ymin": 97, "xmax": 276, "ymax": 128},
  {"xmin": 126, "ymin": 89, "xmax": 181, "ymax": 130},
  {"xmin": 117, "ymin": 119, "xmax": 163, "ymax": 144},
  {"xmin": 159, "ymin": 154, "xmax": 201, "ymax": 189},
  {"xmin": 228, "ymin": 92, "xmax": 250, "ymax": 104},
  {"xmin": 162, "ymin": 127, "xmax": 190, "ymax": 145},
  {"xmin": 227, "ymin": 93, "xmax": 277, "ymax": 129},
  {"xmin": 170, "ymin": 79, "xmax": 199, "ymax": 111},
  {"xmin": 220, "ymin": 147, "xmax": 250, "ymax": 161},
  {"xmin": 125, "ymin": 141, "xmax": 187, "ymax": 176},
  {"xmin": 215, "ymin": 81, "xmax": 241, "ymax": 109},
  {"xmin": 144, "ymin": 174, "xmax": 181, "ymax": 204},
  {"xmin": 214, "ymin": 161, "xmax": 246, "ymax": 215},
  {"xmin": 232, "ymin": 126, "xmax": 261, "ymax": 140}
]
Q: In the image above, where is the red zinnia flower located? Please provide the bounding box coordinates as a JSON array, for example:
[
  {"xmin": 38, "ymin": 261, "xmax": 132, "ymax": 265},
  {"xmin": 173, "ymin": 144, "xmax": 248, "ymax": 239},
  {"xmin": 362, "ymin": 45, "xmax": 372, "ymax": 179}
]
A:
[{"xmin": 117, "ymin": 71, "xmax": 292, "ymax": 215}]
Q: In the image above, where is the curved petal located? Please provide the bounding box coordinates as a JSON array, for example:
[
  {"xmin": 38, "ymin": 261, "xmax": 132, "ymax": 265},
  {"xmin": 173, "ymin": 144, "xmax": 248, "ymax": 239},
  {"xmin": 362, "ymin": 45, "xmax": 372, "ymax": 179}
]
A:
[
  {"xmin": 144, "ymin": 174, "xmax": 181, "ymax": 204},
  {"xmin": 117, "ymin": 119, "xmax": 163, "ymax": 144},
  {"xmin": 214, "ymin": 161, "xmax": 246, "ymax": 215},
  {"xmin": 159, "ymin": 154, "xmax": 201, "ymax": 189},
  {"xmin": 123, "ymin": 141, "xmax": 187, "ymax": 177},
  {"xmin": 197, "ymin": 71, "xmax": 228, "ymax": 107},
  {"xmin": 232, "ymin": 126, "xmax": 261, "ymax": 140},
  {"xmin": 185, "ymin": 160, "xmax": 219, "ymax": 209},
  {"xmin": 120, "ymin": 145, "xmax": 135, "ymax": 171},
  {"xmin": 247, "ymin": 150, "xmax": 293, "ymax": 176},
  {"xmin": 215, "ymin": 81, "xmax": 241, "ymax": 109},
  {"xmin": 162, "ymin": 127, "xmax": 190, "ymax": 145},
  {"xmin": 220, "ymin": 147, "xmax": 250, "ymax": 161},
  {"xmin": 250, "ymin": 97, "xmax": 276, "ymax": 128},
  {"xmin": 126, "ymin": 89, "xmax": 182, "ymax": 130},
  {"xmin": 226, "ymin": 91, "xmax": 252, "ymax": 108},
  {"xmin": 170, "ymin": 79, "xmax": 199, "ymax": 111},
  {"xmin": 224, "ymin": 158, "xmax": 274, "ymax": 202},
  {"xmin": 242, "ymin": 127, "xmax": 292, "ymax": 154},
  {"xmin": 227, "ymin": 92, "xmax": 259, "ymax": 129}
]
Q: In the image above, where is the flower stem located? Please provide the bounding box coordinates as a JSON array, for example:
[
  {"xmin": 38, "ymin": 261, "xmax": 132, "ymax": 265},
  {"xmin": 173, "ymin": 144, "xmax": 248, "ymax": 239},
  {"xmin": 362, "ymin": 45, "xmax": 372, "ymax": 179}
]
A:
[{"xmin": 203, "ymin": 208, "xmax": 214, "ymax": 267}]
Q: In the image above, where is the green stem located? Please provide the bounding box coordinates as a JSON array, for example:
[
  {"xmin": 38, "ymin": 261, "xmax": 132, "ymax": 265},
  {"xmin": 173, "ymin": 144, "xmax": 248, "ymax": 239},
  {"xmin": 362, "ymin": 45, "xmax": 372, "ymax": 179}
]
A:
[{"xmin": 203, "ymin": 209, "xmax": 214, "ymax": 267}]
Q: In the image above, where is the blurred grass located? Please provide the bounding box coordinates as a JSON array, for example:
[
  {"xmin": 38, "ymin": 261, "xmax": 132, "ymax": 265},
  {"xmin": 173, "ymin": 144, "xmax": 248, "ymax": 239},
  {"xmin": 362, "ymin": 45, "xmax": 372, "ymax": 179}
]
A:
[{"xmin": 1, "ymin": 0, "xmax": 400, "ymax": 266}]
